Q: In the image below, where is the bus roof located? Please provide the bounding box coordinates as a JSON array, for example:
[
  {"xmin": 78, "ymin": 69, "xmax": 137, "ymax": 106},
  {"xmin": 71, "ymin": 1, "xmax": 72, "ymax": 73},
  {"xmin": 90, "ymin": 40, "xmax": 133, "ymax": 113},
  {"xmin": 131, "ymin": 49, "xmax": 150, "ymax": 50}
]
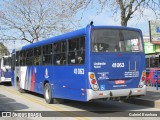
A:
[{"xmin": 15, "ymin": 25, "xmax": 142, "ymax": 51}]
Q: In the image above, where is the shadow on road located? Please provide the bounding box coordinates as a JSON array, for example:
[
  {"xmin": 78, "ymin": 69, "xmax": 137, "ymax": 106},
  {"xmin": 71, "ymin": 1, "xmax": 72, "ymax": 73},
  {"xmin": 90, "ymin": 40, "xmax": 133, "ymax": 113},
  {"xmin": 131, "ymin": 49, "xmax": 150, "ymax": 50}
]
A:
[
  {"xmin": 58, "ymin": 99, "xmax": 155, "ymax": 117},
  {"xmin": 0, "ymin": 82, "xmax": 12, "ymax": 86},
  {"xmin": 0, "ymin": 88, "xmax": 29, "ymax": 111},
  {"xmin": 62, "ymin": 99, "xmax": 151, "ymax": 111},
  {"xmin": 145, "ymin": 91, "xmax": 160, "ymax": 101}
]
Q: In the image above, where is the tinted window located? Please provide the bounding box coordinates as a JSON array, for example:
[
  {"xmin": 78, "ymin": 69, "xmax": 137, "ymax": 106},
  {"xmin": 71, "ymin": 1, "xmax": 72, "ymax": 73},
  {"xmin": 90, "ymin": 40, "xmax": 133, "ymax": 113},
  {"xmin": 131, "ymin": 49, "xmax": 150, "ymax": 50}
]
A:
[
  {"xmin": 92, "ymin": 29, "xmax": 143, "ymax": 52},
  {"xmin": 68, "ymin": 37, "xmax": 85, "ymax": 65},
  {"xmin": 26, "ymin": 49, "xmax": 33, "ymax": 66},
  {"xmin": 53, "ymin": 41, "xmax": 66, "ymax": 65},
  {"xmin": 3, "ymin": 57, "xmax": 11, "ymax": 66},
  {"xmin": 34, "ymin": 47, "xmax": 41, "ymax": 65},
  {"xmin": 42, "ymin": 44, "xmax": 52, "ymax": 65},
  {"xmin": 16, "ymin": 51, "xmax": 20, "ymax": 66},
  {"xmin": 20, "ymin": 50, "xmax": 26, "ymax": 66}
]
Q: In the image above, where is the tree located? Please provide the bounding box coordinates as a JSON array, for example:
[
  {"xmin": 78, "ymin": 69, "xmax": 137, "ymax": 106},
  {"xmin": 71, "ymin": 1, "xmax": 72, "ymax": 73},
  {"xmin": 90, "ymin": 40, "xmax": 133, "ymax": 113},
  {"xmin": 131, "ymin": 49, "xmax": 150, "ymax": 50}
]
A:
[
  {"xmin": 0, "ymin": 0, "xmax": 85, "ymax": 43},
  {"xmin": 80, "ymin": 0, "xmax": 160, "ymax": 26},
  {"xmin": 0, "ymin": 42, "xmax": 10, "ymax": 57}
]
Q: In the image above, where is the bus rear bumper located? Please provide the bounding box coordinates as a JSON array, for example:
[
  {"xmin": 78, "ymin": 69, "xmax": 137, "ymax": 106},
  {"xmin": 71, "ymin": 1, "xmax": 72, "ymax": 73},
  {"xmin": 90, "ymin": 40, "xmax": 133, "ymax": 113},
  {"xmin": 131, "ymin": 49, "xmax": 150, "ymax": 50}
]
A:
[
  {"xmin": 86, "ymin": 85, "xmax": 146, "ymax": 101},
  {"xmin": 0, "ymin": 77, "xmax": 11, "ymax": 82}
]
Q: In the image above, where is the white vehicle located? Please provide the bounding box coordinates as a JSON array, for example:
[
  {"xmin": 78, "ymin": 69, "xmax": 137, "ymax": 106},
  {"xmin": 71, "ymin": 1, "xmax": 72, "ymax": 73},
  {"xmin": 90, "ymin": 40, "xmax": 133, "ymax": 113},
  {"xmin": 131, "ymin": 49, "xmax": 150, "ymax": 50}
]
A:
[{"xmin": 0, "ymin": 55, "xmax": 11, "ymax": 83}]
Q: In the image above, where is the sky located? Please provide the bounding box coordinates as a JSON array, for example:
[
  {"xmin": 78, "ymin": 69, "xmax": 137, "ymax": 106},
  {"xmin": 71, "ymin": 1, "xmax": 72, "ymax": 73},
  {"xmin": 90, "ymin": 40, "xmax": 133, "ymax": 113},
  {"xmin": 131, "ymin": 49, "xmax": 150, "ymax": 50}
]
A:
[{"xmin": 79, "ymin": 7, "xmax": 158, "ymax": 37}]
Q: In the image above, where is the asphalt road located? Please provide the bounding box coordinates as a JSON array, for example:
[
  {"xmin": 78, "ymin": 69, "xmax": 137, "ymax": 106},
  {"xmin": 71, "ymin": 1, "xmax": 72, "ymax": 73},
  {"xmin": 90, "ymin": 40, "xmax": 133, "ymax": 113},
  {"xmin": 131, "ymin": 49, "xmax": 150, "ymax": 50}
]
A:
[{"xmin": 0, "ymin": 83, "xmax": 160, "ymax": 120}]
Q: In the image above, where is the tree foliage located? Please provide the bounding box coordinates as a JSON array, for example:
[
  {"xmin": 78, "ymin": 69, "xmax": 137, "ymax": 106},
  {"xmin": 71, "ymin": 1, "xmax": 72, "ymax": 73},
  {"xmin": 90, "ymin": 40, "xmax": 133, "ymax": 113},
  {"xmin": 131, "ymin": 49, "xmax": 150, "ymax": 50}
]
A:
[
  {"xmin": 0, "ymin": 0, "xmax": 85, "ymax": 43},
  {"xmin": 0, "ymin": 42, "xmax": 10, "ymax": 56},
  {"xmin": 81, "ymin": 0, "xmax": 160, "ymax": 26}
]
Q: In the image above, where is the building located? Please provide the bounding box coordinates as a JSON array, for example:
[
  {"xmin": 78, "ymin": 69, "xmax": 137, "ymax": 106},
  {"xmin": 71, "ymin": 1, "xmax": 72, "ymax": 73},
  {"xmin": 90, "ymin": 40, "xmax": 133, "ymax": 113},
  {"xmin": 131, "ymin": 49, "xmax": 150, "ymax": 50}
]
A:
[{"xmin": 144, "ymin": 36, "xmax": 160, "ymax": 68}]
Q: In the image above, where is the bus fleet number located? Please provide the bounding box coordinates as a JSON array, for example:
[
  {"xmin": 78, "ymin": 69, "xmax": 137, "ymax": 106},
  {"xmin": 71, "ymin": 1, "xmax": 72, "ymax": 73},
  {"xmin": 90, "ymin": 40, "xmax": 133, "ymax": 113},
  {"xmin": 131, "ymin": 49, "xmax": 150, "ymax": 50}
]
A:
[{"xmin": 112, "ymin": 63, "xmax": 125, "ymax": 68}]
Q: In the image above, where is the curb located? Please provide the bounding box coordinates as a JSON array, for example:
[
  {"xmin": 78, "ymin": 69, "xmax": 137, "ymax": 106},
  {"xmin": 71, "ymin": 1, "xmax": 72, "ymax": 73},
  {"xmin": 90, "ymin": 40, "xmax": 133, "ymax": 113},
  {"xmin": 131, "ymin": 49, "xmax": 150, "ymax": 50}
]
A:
[{"xmin": 124, "ymin": 98, "xmax": 160, "ymax": 108}]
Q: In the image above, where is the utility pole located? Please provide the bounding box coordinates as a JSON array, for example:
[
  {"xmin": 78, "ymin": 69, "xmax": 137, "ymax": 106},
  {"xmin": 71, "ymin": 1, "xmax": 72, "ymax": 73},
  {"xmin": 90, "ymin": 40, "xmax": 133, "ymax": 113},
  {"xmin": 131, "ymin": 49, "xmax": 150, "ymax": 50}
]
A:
[{"xmin": 149, "ymin": 21, "xmax": 152, "ymax": 43}]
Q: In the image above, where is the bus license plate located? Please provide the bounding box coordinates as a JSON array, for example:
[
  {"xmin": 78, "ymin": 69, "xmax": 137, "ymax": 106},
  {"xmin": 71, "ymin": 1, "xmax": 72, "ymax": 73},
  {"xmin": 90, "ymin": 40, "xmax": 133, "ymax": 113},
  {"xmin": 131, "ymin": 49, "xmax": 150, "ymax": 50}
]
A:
[{"xmin": 115, "ymin": 80, "xmax": 125, "ymax": 84}]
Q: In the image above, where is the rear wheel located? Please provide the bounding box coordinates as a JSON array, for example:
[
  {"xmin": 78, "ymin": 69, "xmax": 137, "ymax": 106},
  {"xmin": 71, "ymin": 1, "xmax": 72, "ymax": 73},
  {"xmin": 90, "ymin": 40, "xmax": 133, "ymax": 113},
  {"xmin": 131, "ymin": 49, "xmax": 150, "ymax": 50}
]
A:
[{"xmin": 44, "ymin": 83, "xmax": 53, "ymax": 104}]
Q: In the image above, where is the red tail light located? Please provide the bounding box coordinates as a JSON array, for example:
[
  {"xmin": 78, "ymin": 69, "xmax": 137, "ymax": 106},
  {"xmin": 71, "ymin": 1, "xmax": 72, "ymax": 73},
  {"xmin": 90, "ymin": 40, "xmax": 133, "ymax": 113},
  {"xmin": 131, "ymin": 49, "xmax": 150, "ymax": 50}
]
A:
[{"xmin": 91, "ymin": 79, "xmax": 96, "ymax": 84}]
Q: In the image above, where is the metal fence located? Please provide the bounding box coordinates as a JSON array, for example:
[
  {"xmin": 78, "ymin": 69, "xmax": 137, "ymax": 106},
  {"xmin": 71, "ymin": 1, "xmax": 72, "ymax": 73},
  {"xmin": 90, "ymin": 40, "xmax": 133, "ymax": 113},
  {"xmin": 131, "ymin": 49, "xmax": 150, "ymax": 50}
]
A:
[{"xmin": 146, "ymin": 70, "xmax": 159, "ymax": 90}]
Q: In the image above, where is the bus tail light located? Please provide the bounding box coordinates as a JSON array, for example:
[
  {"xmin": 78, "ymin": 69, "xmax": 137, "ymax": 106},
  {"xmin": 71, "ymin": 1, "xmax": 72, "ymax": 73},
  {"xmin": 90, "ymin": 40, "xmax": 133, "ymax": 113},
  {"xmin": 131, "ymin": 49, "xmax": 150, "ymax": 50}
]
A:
[
  {"xmin": 1, "ymin": 70, "xmax": 4, "ymax": 77},
  {"xmin": 138, "ymin": 70, "xmax": 146, "ymax": 88},
  {"xmin": 91, "ymin": 79, "xmax": 96, "ymax": 84},
  {"xmin": 90, "ymin": 73, "xmax": 95, "ymax": 79},
  {"xmin": 142, "ymin": 71, "xmax": 146, "ymax": 81},
  {"xmin": 88, "ymin": 72, "xmax": 99, "ymax": 91}
]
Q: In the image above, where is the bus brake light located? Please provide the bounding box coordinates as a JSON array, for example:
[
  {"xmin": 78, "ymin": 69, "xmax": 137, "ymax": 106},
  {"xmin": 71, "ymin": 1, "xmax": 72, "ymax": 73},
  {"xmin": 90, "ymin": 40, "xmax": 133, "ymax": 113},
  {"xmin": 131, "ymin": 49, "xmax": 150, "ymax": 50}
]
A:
[{"xmin": 91, "ymin": 79, "xmax": 96, "ymax": 84}]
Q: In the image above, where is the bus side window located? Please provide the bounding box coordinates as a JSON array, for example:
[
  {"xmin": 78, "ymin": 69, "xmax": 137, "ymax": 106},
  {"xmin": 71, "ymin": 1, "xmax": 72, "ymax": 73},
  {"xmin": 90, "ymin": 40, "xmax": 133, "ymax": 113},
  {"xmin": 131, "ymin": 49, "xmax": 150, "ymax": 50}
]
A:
[
  {"xmin": 68, "ymin": 36, "xmax": 85, "ymax": 65},
  {"xmin": 16, "ymin": 51, "xmax": 20, "ymax": 66},
  {"xmin": 20, "ymin": 50, "xmax": 26, "ymax": 66},
  {"xmin": 42, "ymin": 44, "xmax": 52, "ymax": 65},
  {"xmin": 53, "ymin": 41, "xmax": 66, "ymax": 65},
  {"xmin": 78, "ymin": 37, "xmax": 85, "ymax": 64},
  {"xmin": 26, "ymin": 49, "xmax": 33, "ymax": 66},
  {"xmin": 34, "ymin": 47, "xmax": 41, "ymax": 66}
]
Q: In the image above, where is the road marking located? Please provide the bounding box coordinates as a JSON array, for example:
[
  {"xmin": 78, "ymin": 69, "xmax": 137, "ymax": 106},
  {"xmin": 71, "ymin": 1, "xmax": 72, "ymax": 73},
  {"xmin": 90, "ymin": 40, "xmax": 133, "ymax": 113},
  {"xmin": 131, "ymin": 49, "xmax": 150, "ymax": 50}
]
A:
[{"xmin": 0, "ymin": 86, "xmax": 90, "ymax": 120}]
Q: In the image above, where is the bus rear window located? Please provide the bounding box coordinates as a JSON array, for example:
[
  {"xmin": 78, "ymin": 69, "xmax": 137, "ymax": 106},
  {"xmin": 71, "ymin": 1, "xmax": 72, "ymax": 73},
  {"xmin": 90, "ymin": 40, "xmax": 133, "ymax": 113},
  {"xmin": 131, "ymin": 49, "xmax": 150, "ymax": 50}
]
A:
[
  {"xmin": 3, "ymin": 57, "xmax": 11, "ymax": 66},
  {"xmin": 92, "ymin": 29, "xmax": 143, "ymax": 52}
]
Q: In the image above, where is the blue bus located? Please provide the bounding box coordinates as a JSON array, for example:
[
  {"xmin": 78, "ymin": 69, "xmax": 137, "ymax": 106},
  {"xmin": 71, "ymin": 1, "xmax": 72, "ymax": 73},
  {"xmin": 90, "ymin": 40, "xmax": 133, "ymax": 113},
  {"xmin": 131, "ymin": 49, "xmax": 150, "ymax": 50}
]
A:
[
  {"xmin": 11, "ymin": 25, "xmax": 146, "ymax": 103},
  {"xmin": 0, "ymin": 55, "xmax": 11, "ymax": 83}
]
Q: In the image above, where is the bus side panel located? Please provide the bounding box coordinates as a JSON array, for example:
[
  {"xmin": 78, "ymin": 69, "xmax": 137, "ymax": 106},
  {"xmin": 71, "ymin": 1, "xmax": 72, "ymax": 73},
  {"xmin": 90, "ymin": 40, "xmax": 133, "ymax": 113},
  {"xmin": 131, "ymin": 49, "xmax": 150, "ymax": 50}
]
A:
[
  {"xmin": 18, "ymin": 65, "xmax": 87, "ymax": 101},
  {"xmin": 51, "ymin": 66, "xmax": 87, "ymax": 101},
  {"xmin": 31, "ymin": 66, "xmax": 87, "ymax": 101},
  {"xmin": 15, "ymin": 66, "xmax": 36, "ymax": 91}
]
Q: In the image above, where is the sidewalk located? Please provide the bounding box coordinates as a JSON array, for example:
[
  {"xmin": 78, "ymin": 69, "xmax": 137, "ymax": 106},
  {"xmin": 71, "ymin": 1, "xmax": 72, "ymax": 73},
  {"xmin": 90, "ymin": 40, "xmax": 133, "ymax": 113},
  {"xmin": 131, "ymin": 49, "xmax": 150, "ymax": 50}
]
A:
[{"xmin": 125, "ymin": 86, "xmax": 160, "ymax": 108}]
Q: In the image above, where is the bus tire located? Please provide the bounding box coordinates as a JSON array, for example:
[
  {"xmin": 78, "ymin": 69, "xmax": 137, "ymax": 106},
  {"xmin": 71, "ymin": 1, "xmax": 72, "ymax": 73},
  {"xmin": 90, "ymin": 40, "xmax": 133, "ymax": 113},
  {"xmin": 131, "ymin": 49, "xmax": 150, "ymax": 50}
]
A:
[{"xmin": 44, "ymin": 83, "xmax": 53, "ymax": 104}]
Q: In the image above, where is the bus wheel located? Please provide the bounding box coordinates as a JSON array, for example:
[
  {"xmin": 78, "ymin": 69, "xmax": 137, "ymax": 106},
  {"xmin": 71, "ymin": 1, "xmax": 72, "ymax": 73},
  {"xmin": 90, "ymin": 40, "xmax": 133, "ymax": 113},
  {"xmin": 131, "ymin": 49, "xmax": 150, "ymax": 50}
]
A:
[{"xmin": 44, "ymin": 83, "xmax": 53, "ymax": 104}]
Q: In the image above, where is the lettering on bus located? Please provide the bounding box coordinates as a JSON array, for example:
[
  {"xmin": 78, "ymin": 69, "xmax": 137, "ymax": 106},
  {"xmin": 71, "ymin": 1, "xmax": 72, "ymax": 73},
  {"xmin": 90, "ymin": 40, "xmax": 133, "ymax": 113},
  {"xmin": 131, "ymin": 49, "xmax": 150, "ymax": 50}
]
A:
[
  {"xmin": 112, "ymin": 63, "xmax": 125, "ymax": 68},
  {"xmin": 74, "ymin": 68, "xmax": 84, "ymax": 75},
  {"xmin": 124, "ymin": 71, "xmax": 139, "ymax": 78},
  {"xmin": 97, "ymin": 72, "xmax": 109, "ymax": 80},
  {"xmin": 113, "ymin": 84, "xmax": 127, "ymax": 87},
  {"xmin": 94, "ymin": 62, "xmax": 106, "ymax": 68}
]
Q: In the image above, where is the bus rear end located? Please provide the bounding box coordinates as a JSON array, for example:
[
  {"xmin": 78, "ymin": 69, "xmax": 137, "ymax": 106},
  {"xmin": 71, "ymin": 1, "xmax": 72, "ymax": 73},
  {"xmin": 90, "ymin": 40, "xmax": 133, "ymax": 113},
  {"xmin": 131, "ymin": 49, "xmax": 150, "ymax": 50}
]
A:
[
  {"xmin": 0, "ymin": 56, "xmax": 11, "ymax": 83},
  {"xmin": 87, "ymin": 27, "xmax": 146, "ymax": 101}
]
